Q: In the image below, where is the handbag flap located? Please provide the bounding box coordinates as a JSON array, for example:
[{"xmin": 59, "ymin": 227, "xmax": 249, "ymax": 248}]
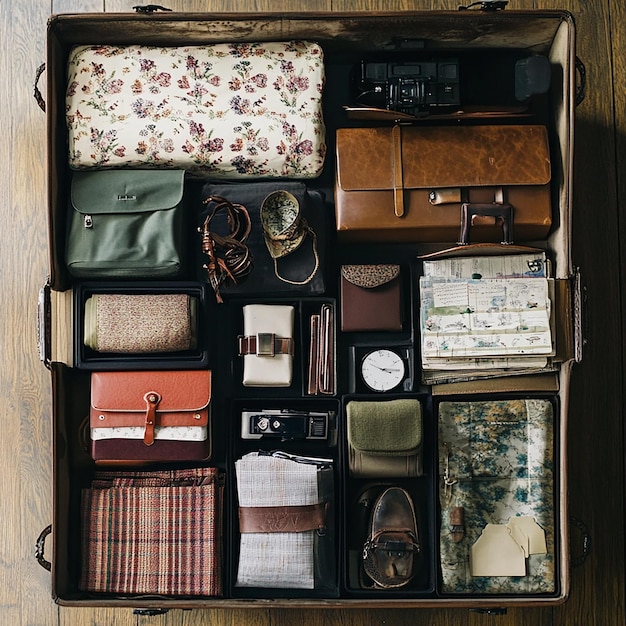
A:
[
  {"xmin": 347, "ymin": 399, "xmax": 422, "ymax": 455},
  {"xmin": 71, "ymin": 169, "xmax": 184, "ymax": 215},
  {"xmin": 336, "ymin": 125, "xmax": 551, "ymax": 191},
  {"xmin": 90, "ymin": 370, "xmax": 211, "ymax": 428},
  {"xmin": 341, "ymin": 264, "xmax": 400, "ymax": 289}
]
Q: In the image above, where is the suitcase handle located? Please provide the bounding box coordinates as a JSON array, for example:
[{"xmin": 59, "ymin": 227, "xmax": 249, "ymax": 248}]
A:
[
  {"xmin": 133, "ymin": 4, "xmax": 172, "ymax": 12},
  {"xmin": 37, "ymin": 280, "xmax": 51, "ymax": 369},
  {"xmin": 35, "ymin": 524, "xmax": 52, "ymax": 572},
  {"xmin": 33, "ymin": 63, "xmax": 46, "ymax": 113},
  {"xmin": 575, "ymin": 57, "xmax": 587, "ymax": 106},
  {"xmin": 458, "ymin": 202, "xmax": 513, "ymax": 245}
]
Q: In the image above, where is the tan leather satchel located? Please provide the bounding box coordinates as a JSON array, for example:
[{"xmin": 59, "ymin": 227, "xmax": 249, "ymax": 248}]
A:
[
  {"xmin": 335, "ymin": 124, "xmax": 551, "ymax": 244},
  {"xmin": 89, "ymin": 370, "xmax": 211, "ymax": 462}
]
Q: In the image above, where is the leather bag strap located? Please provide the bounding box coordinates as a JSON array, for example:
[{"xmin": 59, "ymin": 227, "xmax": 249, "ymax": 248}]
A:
[{"xmin": 392, "ymin": 125, "xmax": 405, "ymax": 218}]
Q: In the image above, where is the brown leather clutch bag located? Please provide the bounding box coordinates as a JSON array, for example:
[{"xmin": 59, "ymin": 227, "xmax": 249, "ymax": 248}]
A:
[{"xmin": 340, "ymin": 264, "xmax": 402, "ymax": 332}]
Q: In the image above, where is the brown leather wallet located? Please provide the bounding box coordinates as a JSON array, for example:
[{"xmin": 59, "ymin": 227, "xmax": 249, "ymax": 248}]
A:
[{"xmin": 341, "ymin": 264, "xmax": 402, "ymax": 332}]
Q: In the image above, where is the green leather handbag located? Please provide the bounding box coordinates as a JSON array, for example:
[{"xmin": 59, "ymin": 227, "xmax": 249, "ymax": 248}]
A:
[{"xmin": 66, "ymin": 169, "xmax": 185, "ymax": 277}]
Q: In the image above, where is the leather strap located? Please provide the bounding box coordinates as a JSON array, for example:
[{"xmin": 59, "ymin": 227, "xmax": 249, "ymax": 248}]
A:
[
  {"xmin": 238, "ymin": 334, "xmax": 294, "ymax": 357},
  {"xmin": 450, "ymin": 506, "xmax": 465, "ymax": 543},
  {"xmin": 307, "ymin": 314, "xmax": 321, "ymax": 394},
  {"xmin": 392, "ymin": 124, "xmax": 404, "ymax": 218},
  {"xmin": 142, "ymin": 391, "xmax": 161, "ymax": 446},
  {"xmin": 199, "ymin": 196, "xmax": 252, "ymax": 304},
  {"xmin": 238, "ymin": 502, "xmax": 327, "ymax": 533}
]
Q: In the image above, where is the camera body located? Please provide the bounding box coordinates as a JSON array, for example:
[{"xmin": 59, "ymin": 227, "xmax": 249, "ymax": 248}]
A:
[
  {"xmin": 241, "ymin": 409, "xmax": 330, "ymax": 440},
  {"xmin": 356, "ymin": 59, "xmax": 460, "ymax": 116}
]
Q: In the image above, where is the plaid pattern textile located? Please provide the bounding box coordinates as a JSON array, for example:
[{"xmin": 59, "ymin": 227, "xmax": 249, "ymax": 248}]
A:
[
  {"xmin": 235, "ymin": 452, "xmax": 328, "ymax": 589},
  {"xmin": 80, "ymin": 467, "xmax": 223, "ymax": 596}
]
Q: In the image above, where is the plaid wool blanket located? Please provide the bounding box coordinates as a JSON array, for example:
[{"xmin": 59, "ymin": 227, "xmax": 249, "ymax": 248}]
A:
[{"xmin": 80, "ymin": 467, "xmax": 223, "ymax": 596}]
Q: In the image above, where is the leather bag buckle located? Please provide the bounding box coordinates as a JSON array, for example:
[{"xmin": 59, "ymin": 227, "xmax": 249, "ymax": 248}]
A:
[
  {"xmin": 143, "ymin": 391, "xmax": 161, "ymax": 446},
  {"xmin": 257, "ymin": 333, "xmax": 275, "ymax": 356}
]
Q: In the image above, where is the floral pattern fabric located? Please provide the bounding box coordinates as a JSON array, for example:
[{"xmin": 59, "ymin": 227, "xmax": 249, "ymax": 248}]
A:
[
  {"xmin": 438, "ymin": 398, "xmax": 555, "ymax": 594},
  {"xmin": 66, "ymin": 42, "xmax": 326, "ymax": 178}
]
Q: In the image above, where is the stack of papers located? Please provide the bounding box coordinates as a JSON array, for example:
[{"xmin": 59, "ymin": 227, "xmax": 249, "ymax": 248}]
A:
[{"xmin": 419, "ymin": 254, "xmax": 556, "ymax": 383}]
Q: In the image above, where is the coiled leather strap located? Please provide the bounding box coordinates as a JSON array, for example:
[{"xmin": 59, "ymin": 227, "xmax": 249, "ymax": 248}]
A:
[{"xmin": 199, "ymin": 196, "xmax": 253, "ymax": 303}]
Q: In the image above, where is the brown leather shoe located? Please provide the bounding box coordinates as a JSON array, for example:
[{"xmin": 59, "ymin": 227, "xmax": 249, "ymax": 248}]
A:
[{"xmin": 362, "ymin": 487, "xmax": 419, "ymax": 588}]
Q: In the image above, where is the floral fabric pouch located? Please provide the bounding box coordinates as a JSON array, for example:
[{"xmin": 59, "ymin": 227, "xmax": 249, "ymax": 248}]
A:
[{"xmin": 66, "ymin": 42, "xmax": 326, "ymax": 178}]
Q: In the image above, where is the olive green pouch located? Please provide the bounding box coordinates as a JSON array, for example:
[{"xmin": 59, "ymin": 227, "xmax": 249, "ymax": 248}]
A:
[
  {"xmin": 346, "ymin": 398, "xmax": 423, "ymax": 478},
  {"xmin": 66, "ymin": 169, "xmax": 185, "ymax": 277}
]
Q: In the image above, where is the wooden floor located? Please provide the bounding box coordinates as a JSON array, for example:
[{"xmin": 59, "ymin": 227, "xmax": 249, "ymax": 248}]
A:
[{"xmin": 1, "ymin": 0, "xmax": 624, "ymax": 624}]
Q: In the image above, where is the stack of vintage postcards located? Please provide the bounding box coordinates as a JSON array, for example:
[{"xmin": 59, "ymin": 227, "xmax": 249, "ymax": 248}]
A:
[{"xmin": 419, "ymin": 253, "xmax": 556, "ymax": 384}]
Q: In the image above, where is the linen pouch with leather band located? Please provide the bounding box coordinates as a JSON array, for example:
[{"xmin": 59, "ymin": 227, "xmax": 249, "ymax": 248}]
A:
[
  {"xmin": 66, "ymin": 42, "xmax": 326, "ymax": 178},
  {"xmin": 346, "ymin": 398, "xmax": 423, "ymax": 478},
  {"xmin": 66, "ymin": 169, "xmax": 185, "ymax": 278},
  {"xmin": 238, "ymin": 304, "xmax": 295, "ymax": 387},
  {"xmin": 340, "ymin": 264, "xmax": 402, "ymax": 332},
  {"xmin": 84, "ymin": 293, "xmax": 198, "ymax": 353},
  {"xmin": 89, "ymin": 370, "xmax": 211, "ymax": 462},
  {"xmin": 335, "ymin": 124, "xmax": 551, "ymax": 244},
  {"xmin": 235, "ymin": 451, "xmax": 336, "ymax": 591}
]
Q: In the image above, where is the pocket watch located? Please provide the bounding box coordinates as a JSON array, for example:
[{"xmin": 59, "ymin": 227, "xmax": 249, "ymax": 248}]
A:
[{"xmin": 360, "ymin": 349, "xmax": 406, "ymax": 392}]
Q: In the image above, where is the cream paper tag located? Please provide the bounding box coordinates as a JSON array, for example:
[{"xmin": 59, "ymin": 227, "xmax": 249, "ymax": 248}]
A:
[
  {"xmin": 470, "ymin": 524, "xmax": 527, "ymax": 577},
  {"xmin": 507, "ymin": 516, "xmax": 547, "ymax": 556}
]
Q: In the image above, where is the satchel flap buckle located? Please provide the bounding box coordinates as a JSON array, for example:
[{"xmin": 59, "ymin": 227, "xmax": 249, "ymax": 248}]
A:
[{"xmin": 143, "ymin": 391, "xmax": 161, "ymax": 446}]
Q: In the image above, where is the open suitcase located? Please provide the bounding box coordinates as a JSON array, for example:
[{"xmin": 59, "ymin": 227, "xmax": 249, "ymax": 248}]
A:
[{"xmin": 37, "ymin": 4, "xmax": 583, "ymax": 612}]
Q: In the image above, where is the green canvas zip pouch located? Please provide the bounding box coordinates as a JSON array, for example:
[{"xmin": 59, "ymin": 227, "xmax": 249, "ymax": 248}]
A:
[
  {"xmin": 66, "ymin": 169, "xmax": 185, "ymax": 278},
  {"xmin": 346, "ymin": 398, "xmax": 423, "ymax": 478}
]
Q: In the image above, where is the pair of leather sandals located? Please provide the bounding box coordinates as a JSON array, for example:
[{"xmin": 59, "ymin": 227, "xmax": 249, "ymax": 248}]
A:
[{"xmin": 362, "ymin": 487, "xmax": 420, "ymax": 589}]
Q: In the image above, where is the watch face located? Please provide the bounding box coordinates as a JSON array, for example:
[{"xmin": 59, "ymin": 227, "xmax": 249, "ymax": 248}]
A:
[{"xmin": 361, "ymin": 349, "xmax": 406, "ymax": 392}]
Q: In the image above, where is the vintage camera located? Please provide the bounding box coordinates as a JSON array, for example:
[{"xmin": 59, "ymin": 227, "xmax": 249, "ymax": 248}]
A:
[
  {"xmin": 241, "ymin": 409, "xmax": 330, "ymax": 440},
  {"xmin": 356, "ymin": 59, "xmax": 460, "ymax": 116}
]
